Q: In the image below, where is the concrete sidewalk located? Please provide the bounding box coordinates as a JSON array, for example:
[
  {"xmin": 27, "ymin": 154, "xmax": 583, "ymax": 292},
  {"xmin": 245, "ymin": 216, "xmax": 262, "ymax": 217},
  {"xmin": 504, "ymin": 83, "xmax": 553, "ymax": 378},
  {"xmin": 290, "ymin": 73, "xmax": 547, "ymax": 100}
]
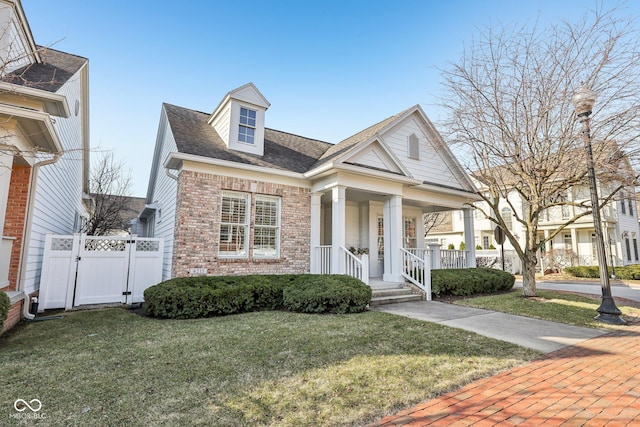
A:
[{"xmin": 372, "ymin": 301, "xmax": 607, "ymax": 353}]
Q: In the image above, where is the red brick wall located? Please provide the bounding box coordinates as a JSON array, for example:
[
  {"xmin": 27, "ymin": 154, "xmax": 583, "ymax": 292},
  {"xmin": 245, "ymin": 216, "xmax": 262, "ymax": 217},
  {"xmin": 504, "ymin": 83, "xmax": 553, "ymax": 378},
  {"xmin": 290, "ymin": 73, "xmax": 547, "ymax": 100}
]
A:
[
  {"xmin": 2, "ymin": 300, "xmax": 23, "ymax": 334},
  {"xmin": 3, "ymin": 165, "xmax": 31, "ymax": 291},
  {"xmin": 173, "ymin": 170, "xmax": 311, "ymax": 277}
]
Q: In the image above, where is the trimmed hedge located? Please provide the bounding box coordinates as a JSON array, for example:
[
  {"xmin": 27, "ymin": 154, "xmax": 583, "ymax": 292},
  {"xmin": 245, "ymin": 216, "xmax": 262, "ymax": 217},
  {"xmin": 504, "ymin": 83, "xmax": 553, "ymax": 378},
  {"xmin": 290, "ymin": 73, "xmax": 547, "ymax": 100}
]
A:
[
  {"xmin": 431, "ymin": 268, "xmax": 515, "ymax": 297},
  {"xmin": 283, "ymin": 275, "xmax": 371, "ymax": 314},
  {"xmin": 565, "ymin": 264, "xmax": 640, "ymax": 280},
  {"xmin": 0, "ymin": 290, "xmax": 9, "ymax": 331},
  {"xmin": 144, "ymin": 274, "xmax": 371, "ymax": 319}
]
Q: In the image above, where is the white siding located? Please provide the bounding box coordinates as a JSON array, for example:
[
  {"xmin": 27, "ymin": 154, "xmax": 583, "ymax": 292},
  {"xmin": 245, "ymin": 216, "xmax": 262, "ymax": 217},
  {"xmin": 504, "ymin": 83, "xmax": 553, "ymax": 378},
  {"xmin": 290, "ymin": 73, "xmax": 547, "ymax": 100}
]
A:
[
  {"xmin": 382, "ymin": 116, "xmax": 464, "ymax": 188},
  {"xmin": 23, "ymin": 66, "xmax": 87, "ymax": 294},
  {"xmin": 211, "ymin": 104, "xmax": 230, "ymax": 146},
  {"xmin": 149, "ymin": 108, "xmax": 178, "ymax": 280}
]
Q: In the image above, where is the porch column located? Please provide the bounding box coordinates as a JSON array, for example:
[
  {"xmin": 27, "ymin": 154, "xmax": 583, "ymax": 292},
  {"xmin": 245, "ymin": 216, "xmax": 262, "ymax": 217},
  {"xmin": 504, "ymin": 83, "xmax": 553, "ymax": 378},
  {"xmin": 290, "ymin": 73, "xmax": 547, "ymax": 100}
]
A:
[
  {"xmin": 310, "ymin": 192, "xmax": 322, "ymax": 274},
  {"xmin": 383, "ymin": 194, "xmax": 403, "ymax": 282},
  {"xmin": 0, "ymin": 151, "xmax": 13, "ymax": 232},
  {"xmin": 463, "ymin": 208, "xmax": 476, "ymax": 267},
  {"xmin": 331, "ymin": 186, "xmax": 346, "ymax": 274}
]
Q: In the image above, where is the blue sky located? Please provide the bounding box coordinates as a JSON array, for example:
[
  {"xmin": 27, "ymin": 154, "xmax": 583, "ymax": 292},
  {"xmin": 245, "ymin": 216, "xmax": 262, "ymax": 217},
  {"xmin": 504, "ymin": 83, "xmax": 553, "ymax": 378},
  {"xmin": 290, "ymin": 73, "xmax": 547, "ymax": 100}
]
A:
[{"xmin": 22, "ymin": 1, "xmax": 638, "ymax": 196}]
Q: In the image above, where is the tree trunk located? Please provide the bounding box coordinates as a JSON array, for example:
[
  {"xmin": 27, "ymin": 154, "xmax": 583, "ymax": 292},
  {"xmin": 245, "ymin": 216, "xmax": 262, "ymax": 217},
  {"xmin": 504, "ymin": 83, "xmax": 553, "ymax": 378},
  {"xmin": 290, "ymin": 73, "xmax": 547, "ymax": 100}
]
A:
[{"xmin": 521, "ymin": 249, "xmax": 537, "ymax": 297}]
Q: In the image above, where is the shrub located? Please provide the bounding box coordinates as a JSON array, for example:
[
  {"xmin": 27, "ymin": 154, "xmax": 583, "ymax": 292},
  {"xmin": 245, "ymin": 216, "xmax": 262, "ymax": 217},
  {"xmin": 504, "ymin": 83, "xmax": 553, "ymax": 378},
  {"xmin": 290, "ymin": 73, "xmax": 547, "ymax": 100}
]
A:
[
  {"xmin": 0, "ymin": 290, "xmax": 9, "ymax": 330},
  {"xmin": 282, "ymin": 275, "xmax": 371, "ymax": 314},
  {"xmin": 144, "ymin": 274, "xmax": 371, "ymax": 319},
  {"xmin": 431, "ymin": 268, "xmax": 515, "ymax": 297},
  {"xmin": 565, "ymin": 264, "xmax": 640, "ymax": 280}
]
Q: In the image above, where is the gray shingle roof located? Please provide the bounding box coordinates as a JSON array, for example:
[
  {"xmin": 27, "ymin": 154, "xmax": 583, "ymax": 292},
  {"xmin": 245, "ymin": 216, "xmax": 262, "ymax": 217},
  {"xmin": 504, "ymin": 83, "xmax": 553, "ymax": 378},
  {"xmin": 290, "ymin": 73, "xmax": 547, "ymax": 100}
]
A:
[
  {"xmin": 311, "ymin": 106, "xmax": 415, "ymax": 169},
  {"xmin": 4, "ymin": 46, "xmax": 87, "ymax": 92},
  {"xmin": 163, "ymin": 103, "xmax": 419, "ymax": 175},
  {"xmin": 164, "ymin": 103, "xmax": 333, "ymax": 173}
]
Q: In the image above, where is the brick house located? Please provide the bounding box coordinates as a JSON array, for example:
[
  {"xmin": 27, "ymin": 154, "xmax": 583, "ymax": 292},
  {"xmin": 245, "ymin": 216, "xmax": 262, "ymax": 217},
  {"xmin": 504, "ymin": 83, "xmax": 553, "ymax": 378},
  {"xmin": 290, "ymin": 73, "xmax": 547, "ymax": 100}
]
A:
[
  {"xmin": 0, "ymin": 0, "xmax": 89, "ymax": 333},
  {"xmin": 139, "ymin": 83, "xmax": 478, "ymax": 286}
]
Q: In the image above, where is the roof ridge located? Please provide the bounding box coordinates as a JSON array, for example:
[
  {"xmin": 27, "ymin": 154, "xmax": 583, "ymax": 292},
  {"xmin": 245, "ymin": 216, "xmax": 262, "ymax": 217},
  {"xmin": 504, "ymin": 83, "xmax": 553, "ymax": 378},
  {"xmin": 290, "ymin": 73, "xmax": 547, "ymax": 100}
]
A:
[{"xmin": 35, "ymin": 44, "xmax": 88, "ymax": 62}]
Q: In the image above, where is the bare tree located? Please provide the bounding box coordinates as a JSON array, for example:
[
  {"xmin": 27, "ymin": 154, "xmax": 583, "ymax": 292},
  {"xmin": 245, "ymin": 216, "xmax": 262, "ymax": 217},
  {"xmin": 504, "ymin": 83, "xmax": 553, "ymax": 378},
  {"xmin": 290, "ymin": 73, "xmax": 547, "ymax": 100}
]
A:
[
  {"xmin": 439, "ymin": 5, "xmax": 640, "ymax": 296},
  {"xmin": 83, "ymin": 152, "xmax": 133, "ymax": 235},
  {"xmin": 423, "ymin": 212, "xmax": 448, "ymax": 236}
]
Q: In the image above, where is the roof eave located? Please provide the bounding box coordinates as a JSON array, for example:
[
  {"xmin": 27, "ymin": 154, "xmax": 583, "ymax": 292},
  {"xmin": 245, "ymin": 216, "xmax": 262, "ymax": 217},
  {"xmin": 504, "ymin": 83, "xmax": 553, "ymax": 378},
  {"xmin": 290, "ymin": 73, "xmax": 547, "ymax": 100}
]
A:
[
  {"xmin": 0, "ymin": 81, "xmax": 71, "ymax": 117},
  {"xmin": 164, "ymin": 152, "xmax": 306, "ymax": 179}
]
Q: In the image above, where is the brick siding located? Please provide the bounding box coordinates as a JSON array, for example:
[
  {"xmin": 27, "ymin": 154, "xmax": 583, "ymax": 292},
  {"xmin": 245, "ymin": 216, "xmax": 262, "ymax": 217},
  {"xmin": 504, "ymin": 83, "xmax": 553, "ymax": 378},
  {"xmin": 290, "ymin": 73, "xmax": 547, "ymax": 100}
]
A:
[
  {"xmin": 3, "ymin": 165, "xmax": 31, "ymax": 291},
  {"xmin": 2, "ymin": 300, "xmax": 23, "ymax": 334},
  {"xmin": 173, "ymin": 170, "xmax": 310, "ymax": 277}
]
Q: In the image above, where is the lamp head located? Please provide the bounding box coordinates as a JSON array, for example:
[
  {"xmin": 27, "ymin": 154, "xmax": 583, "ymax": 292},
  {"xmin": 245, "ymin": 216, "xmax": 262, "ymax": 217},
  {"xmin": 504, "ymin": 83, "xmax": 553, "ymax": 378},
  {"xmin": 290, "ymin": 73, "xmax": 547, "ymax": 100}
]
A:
[{"xmin": 572, "ymin": 84, "xmax": 597, "ymax": 117}]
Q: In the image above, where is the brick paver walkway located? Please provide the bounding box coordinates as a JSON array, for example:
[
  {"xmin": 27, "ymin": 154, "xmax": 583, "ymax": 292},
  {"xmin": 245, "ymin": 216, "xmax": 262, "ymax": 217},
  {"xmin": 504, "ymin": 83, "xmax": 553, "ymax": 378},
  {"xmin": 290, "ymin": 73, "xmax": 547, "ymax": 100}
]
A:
[{"xmin": 370, "ymin": 324, "xmax": 640, "ymax": 426}]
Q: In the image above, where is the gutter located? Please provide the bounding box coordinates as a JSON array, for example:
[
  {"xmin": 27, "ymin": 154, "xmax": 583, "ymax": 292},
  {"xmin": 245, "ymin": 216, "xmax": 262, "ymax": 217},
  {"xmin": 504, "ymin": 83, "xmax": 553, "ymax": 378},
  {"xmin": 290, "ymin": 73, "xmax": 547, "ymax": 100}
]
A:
[{"xmin": 16, "ymin": 152, "xmax": 62, "ymax": 320}]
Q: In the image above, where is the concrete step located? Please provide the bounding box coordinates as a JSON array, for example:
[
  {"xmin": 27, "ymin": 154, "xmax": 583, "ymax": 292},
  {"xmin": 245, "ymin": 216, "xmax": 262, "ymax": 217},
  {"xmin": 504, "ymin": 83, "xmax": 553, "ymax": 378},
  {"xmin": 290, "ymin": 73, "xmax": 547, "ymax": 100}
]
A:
[{"xmin": 370, "ymin": 288, "xmax": 424, "ymax": 306}]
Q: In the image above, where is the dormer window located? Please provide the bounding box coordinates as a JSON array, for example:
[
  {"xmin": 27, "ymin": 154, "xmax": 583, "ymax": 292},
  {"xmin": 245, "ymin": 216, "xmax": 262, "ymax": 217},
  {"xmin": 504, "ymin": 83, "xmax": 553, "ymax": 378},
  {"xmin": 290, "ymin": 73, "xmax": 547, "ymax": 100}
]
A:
[{"xmin": 238, "ymin": 107, "xmax": 257, "ymax": 144}]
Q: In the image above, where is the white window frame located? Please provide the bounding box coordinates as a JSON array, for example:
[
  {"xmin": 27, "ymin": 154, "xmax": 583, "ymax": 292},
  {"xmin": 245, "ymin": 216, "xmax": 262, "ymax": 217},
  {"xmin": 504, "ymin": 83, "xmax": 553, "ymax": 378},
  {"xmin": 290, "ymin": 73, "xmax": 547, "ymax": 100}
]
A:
[
  {"xmin": 219, "ymin": 191, "xmax": 250, "ymax": 258},
  {"xmin": 403, "ymin": 216, "xmax": 417, "ymax": 248},
  {"xmin": 238, "ymin": 107, "xmax": 257, "ymax": 145},
  {"xmin": 253, "ymin": 195, "xmax": 281, "ymax": 258}
]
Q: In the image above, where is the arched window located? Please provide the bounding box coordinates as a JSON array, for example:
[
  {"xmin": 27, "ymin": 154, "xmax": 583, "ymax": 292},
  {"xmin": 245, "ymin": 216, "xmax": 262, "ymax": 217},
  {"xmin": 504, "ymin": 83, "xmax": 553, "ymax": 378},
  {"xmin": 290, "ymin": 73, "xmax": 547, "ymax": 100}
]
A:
[
  {"xmin": 501, "ymin": 207, "xmax": 513, "ymax": 230},
  {"xmin": 408, "ymin": 134, "xmax": 419, "ymax": 160}
]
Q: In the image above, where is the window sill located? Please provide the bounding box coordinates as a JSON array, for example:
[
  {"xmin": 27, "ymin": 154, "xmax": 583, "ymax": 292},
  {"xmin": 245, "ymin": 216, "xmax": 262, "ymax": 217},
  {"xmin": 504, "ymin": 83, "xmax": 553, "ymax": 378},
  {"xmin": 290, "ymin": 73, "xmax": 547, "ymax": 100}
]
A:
[{"xmin": 218, "ymin": 257, "xmax": 283, "ymax": 263}]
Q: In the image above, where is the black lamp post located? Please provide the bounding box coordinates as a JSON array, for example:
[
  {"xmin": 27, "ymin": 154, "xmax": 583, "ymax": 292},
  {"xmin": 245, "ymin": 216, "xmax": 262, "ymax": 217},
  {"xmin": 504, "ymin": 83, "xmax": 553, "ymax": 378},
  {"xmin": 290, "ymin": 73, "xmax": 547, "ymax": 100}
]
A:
[{"xmin": 572, "ymin": 84, "xmax": 625, "ymax": 324}]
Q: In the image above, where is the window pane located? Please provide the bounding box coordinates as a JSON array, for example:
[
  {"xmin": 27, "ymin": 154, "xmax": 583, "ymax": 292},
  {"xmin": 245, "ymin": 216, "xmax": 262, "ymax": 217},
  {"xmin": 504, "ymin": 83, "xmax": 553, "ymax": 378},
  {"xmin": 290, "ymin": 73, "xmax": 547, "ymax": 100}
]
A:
[
  {"xmin": 254, "ymin": 196, "xmax": 280, "ymax": 257},
  {"xmin": 220, "ymin": 192, "xmax": 249, "ymax": 257}
]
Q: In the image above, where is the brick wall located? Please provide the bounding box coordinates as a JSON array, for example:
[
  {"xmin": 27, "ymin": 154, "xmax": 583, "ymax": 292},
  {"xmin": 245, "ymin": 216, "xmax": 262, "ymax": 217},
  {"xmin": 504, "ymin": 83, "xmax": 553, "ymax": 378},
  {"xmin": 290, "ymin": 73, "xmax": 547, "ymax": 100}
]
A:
[
  {"xmin": 173, "ymin": 170, "xmax": 311, "ymax": 277},
  {"xmin": 2, "ymin": 300, "xmax": 23, "ymax": 334},
  {"xmin": 3, "ymin": 165, "xmax": 31, "ymax": 291}
]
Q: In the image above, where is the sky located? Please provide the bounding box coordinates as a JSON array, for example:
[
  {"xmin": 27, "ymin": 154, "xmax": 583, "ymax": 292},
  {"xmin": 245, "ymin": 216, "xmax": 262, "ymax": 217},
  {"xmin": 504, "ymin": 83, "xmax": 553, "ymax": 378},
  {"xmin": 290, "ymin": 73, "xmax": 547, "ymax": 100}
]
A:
[{"xmin": 21, "ymin": 0, "xmax": 640, "ymax": 197}]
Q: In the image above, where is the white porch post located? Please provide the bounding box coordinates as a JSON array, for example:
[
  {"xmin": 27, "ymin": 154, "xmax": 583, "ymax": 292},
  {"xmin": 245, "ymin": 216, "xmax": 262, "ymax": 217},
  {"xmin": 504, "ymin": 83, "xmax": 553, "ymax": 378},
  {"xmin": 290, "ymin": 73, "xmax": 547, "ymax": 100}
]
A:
[
  {"xmin": 331, "ymin": 186, "xmax": 346, "ymax": 274},
  {"xmin": 383, "ymin": 194, "xmax": 403, "ymax": 282},
  {"xmin": 463, "ymin": 208, "xmax": 476, "ymax": 267},
  {"xmin": 310, "ymin": 192, "xmax": 322, "ymax": 274},
  {"xmin": 0, "ymin": 151, "xmax": 13, "ymax": 233}
]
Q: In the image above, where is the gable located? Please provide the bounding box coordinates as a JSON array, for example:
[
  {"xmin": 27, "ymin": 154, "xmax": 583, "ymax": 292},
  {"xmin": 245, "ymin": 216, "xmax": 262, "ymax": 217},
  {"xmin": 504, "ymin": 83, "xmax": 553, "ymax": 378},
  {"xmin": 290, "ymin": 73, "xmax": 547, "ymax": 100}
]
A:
[
  {"xmin": 343, "ymin": 141, "xmax": 405, "ymax": 174},
  {"xmin": 379, "ymin": 111, "xmax": 474, "ymax": 192}
]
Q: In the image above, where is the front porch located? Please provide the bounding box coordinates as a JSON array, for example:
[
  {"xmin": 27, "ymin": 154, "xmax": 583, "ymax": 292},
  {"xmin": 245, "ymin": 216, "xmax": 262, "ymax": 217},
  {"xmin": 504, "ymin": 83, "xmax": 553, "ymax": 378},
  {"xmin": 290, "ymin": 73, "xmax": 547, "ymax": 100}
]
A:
[{"xmin": 308, "ymin": 185, "xmax": 476, "ymax": 300}]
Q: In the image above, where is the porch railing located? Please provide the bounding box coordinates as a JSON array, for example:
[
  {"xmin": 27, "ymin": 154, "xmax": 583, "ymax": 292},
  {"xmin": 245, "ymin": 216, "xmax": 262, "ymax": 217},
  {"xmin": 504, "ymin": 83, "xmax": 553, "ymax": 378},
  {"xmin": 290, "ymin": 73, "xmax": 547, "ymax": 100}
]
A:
[
  {"xmin": 317, "ymin": 245, "xmax": 332, "ymax": 274},
  {"xmin": 440, "ymin": 249, "xmax": 468, "ymax": 269},
  {"xmin": 400, "ymin": 247, "xmax": 431, "ymax": 300},
  {"xmin": 340, "ymin": 246, "xmax": 369, "ymax": 284}
]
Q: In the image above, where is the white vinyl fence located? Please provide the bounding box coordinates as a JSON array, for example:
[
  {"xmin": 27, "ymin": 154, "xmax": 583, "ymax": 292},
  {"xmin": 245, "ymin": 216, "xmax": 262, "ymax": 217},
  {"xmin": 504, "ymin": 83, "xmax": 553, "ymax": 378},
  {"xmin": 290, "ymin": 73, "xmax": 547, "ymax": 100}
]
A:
[{"xmin": 39, "ymin": 234, "xmax": 163, "ymax": 310}]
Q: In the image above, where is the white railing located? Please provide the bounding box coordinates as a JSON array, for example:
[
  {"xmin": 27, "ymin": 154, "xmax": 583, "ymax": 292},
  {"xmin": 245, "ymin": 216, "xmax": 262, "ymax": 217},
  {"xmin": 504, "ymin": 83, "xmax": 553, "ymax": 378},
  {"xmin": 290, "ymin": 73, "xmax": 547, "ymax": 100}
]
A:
[
  {"xmin": 440, "ymin": 250, "xmax": 468, "ymax": 269},
  {"xmin": 317, "ymin": 245, "xmax": 332, "ymax": 274},
  {"xmin": 400, "ymin": 247, "xmax": 431, "ymax": 300},
  {"xmin": 404, "ymin": 247, "xmax": 430, "ymax": 260},
  {"xmin": 340, "ymin": 246, "xmax": 369, "ymax": 284},
  {"xmin": 0, "ymin": 236, "xmax": 15, "ymax": 288}
]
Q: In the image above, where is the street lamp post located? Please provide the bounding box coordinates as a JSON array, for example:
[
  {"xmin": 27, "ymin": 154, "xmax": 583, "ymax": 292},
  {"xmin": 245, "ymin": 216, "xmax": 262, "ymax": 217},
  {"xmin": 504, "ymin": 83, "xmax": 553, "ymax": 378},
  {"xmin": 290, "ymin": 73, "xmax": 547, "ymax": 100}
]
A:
[{"xmin": 572, "ymin": 84, "xmax": 625, "ymax": 324}]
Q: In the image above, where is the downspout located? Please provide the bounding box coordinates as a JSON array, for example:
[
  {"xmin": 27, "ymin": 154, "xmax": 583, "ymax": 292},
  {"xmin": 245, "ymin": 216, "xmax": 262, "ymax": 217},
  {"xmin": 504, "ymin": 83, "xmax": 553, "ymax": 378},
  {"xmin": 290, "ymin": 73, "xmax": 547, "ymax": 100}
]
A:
[
  {"xmin": 165, "ymin": 169, "xmax": 178, "ymax": 181},
  {"xmin": 18, "ymin": 152, "xmax": 62, "ymax": 320}
]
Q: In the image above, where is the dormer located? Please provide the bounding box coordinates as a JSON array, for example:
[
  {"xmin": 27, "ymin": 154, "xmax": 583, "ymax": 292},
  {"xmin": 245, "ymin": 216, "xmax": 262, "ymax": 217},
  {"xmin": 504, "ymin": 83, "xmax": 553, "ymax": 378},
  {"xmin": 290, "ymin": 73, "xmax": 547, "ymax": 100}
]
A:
[{"xmin": 207, "ymin": 82, "xmax": 270, "ymax": 156}]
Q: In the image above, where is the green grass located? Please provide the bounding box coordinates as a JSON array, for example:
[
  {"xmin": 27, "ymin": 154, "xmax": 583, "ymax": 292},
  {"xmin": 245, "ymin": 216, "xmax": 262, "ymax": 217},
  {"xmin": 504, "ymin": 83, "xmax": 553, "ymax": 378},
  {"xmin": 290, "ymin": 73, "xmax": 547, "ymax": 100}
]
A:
[
  {"xmin": 0, "ymin": 308, "xmax": 537, "ymax": 426},
  {"xmin": 452, "ymin": 290, "xmax": 640, "ymax": 329}
]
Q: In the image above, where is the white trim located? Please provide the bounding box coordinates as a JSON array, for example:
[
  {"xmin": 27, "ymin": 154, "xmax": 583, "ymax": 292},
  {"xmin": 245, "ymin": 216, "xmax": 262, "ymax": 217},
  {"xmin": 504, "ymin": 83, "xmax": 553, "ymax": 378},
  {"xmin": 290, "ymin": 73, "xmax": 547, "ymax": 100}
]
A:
[
  {"xmin": 0, "ymin": 81, "xmax": 70, "ymax": 117},
  {"xmin": 0, "ymin": 104, "xmax": 62, "ymax": 152},
  {"xmin": 164, "ymin": 152, "xmax": 305, "ymax": 179}
]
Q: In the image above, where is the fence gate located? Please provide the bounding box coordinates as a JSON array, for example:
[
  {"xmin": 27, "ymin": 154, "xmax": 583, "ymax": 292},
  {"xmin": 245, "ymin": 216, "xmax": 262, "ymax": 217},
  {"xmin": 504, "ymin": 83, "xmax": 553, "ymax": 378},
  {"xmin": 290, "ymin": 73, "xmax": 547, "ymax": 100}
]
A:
[{"xmin": 39, "ymin": 234, "xmax": 163, "ymax": 310}]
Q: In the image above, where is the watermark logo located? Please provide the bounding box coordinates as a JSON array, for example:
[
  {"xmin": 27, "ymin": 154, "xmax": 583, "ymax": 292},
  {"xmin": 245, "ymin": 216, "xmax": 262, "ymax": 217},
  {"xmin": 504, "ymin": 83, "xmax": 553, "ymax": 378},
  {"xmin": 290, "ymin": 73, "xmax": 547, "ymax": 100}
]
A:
[
  {"xmin": 10, "ymin": 399, "xmax": 46, "ymax": 420},
  {"xmin": 14, "ymin": 399, "xmax": 41, "ymax": 412}
]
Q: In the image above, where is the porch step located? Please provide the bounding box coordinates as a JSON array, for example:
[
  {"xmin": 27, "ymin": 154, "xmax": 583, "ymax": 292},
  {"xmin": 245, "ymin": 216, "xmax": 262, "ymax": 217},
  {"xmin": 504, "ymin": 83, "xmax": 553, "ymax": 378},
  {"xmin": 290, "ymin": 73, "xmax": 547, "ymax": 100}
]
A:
[{"xmin": 370, "ymin": 287, "xmax": 424, "ymax": 306}]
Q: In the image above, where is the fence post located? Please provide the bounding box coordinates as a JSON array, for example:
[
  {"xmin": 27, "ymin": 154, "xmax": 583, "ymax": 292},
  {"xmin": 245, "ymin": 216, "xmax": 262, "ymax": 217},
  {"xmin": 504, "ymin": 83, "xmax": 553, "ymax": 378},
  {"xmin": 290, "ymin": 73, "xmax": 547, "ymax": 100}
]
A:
[
  {"xmin": 361, "ymin": 254, "xmax": 369, "ymax": 285},
  {"xmin": 428, "ymin": 243, "xmax": 441, "ymax": 269},
  {"xmin": 424, "ymin": 251, "xmax": 432, "ymax": 301}
]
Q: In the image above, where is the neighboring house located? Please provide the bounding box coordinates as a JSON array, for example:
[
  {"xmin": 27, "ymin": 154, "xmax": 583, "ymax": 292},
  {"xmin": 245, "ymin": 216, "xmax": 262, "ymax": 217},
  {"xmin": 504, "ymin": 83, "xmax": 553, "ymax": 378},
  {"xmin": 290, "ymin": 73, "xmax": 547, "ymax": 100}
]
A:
[
  {"xmin": 429, "ymin": 169, "xmax": 640, "ymax": 270},
  {"xmin": 139, "ymin": 83, "xmax": 479, "ymax": 284},
  {"xmin": 0, "ymin": 0, "xmax": 89, "ymax": 333},
  {"xmin": 85, "ymin": 193, "xmax": 146, "ymax": 236}
]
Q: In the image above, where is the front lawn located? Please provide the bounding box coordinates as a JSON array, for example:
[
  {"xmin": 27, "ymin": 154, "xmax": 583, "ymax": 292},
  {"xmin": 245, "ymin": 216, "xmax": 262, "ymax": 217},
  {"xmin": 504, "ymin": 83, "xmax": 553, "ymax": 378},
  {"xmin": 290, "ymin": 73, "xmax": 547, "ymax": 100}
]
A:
[
  {"xmin": 1, "ymin": 308, "xmax": 537, "ymax": 426},
  {"xmin": 452, "ymin": 290, "xmax": 640, "ymax": 329}
]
